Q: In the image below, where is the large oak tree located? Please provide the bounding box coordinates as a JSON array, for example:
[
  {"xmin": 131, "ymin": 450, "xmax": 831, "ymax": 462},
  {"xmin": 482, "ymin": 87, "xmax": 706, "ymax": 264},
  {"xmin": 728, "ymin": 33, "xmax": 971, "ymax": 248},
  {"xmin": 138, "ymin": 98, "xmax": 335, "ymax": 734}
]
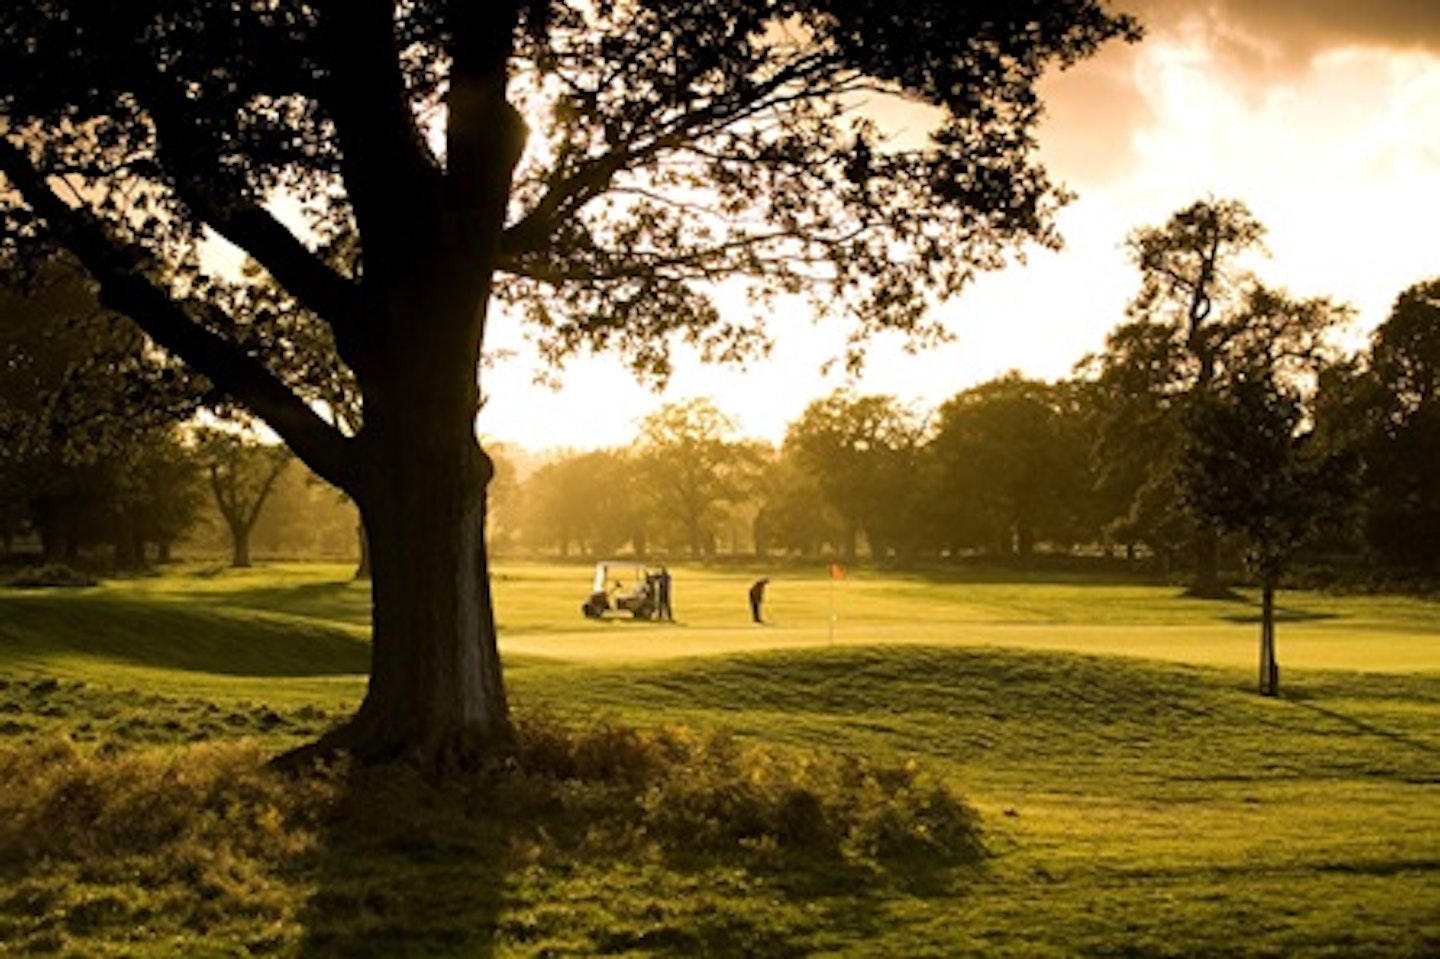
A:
[{"xmin": 1, "ymin": 0, "xmax": 1137, "ymax": 771}]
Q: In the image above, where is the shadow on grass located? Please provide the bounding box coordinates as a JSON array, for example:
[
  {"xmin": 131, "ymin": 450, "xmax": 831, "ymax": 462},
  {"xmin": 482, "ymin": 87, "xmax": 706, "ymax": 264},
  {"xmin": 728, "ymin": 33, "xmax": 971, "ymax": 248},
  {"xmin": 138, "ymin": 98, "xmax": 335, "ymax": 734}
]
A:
[
  {"xmin": 0, "ymin": 593, "xmax": 370, "ymax": 677},
  {"xmin": 292, "ymin": 766, "xmax": 509, "ymax": 958},
  {"xmin": 189, "ymin": 579, "xmax": 373, "ymax": 627},
  {"xmin": 1220, "ymin": 606, "xmax": 1342, "ymax": 625},
  {"xmin": 1285, "ymin": 696, "xmax": 1440, "ymax": 759}
]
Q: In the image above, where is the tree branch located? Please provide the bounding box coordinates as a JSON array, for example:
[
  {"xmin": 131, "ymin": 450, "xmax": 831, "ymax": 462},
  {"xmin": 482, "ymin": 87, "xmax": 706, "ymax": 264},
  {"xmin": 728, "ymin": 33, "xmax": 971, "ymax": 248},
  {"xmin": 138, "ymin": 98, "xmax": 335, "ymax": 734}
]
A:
[
  {"xmin": 1, "ymin": 136, "xmax": 356, "ymax": 492},
  {"xmin": 501, "ymin": 51, "xmax": 843, "ymax": 257},
  {"xmin": 314, "ymin": 0, "xmax": 441, "ymax": 251}
]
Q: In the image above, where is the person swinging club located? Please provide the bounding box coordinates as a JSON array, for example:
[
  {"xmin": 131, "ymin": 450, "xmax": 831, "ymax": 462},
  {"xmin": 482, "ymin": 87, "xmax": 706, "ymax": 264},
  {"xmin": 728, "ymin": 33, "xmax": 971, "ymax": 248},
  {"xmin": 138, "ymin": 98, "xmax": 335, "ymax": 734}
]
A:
[{"xmin": 749, "ymin": 577, "xmax": 770, "ymax": 624}]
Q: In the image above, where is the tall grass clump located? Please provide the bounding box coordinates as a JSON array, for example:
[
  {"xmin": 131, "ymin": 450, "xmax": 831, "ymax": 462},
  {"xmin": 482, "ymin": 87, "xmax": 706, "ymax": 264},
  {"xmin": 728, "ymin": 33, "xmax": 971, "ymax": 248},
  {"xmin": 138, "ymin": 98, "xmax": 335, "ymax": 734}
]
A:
[
  {"xmin": 0, "ymin": 719, "xmax": 981, "ymax": 874},
  {"xmin": 0, "ymin": 736, "xmax": 327, "ymax": 871},
  {"xmin": 0, "ymin": 736, "xmax": 335, "ymax": 953},
  {"xmin": 0, "ymin": 716, "xmax": 982, "ymax": 953},
  {"xmin": 496, "ymin": 713, "xmax": 985, "ymax": 870}
]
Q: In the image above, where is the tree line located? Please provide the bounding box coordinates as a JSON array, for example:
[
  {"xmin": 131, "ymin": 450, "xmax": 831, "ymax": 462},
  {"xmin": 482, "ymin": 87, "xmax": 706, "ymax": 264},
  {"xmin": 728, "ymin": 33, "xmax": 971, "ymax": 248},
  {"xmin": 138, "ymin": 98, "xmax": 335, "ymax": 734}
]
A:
[
  {"xmin": 506, "ymin": 200, "xmax": 1440, "ymax": 594},
  {"xmin": 5, "ymin": 198, "xmax": 1436, "ymax": 596}
]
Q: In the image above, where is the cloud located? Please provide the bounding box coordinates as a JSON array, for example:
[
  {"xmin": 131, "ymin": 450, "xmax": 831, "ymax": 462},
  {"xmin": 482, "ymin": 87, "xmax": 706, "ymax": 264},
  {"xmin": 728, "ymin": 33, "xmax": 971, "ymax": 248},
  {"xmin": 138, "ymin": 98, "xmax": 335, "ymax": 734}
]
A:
[
  {"xmin": 1126, "ymin": 0, "xmax": 1440, "ymax": 70},
  {"xmin": 1036, "ymin": 0, "xmax": 1440, "ymax": 188}
]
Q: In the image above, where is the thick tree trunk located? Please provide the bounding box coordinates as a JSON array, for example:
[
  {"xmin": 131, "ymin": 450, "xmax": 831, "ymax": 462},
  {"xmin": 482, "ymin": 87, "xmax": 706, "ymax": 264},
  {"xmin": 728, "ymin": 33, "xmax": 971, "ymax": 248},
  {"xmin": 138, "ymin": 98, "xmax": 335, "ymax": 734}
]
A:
[
  {"xmin": 274, "ymin": 10, "xmax": 522, "ymax": 775},
  {"xmin": 333, "ymin": 432, "xmax": 508, "ymax": 769},
  {"xmin": 353, "ymin": 520, "xmax": 371, "ymax": 581},
  {"xmin": 296, "ymin": 237, "xmax": 514, "ymax": 771},
  {"xmin": 227, "ymin": 519, "xmax": 253, "ymax": 568}
]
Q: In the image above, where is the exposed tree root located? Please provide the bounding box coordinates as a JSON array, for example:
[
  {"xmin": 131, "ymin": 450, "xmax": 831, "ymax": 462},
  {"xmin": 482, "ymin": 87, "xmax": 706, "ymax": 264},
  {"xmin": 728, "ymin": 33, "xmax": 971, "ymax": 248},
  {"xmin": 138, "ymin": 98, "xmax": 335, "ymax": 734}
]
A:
[{"xmin": 269, "ymin": 709, "xmax": 514, "ymax": 780}]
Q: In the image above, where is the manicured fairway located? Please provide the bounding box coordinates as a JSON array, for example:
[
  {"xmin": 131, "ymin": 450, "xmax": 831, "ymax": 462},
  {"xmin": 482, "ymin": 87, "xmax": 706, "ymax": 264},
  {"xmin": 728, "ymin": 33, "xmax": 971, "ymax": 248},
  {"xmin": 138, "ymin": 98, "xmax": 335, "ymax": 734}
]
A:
[
  {"xmin": 493, "ymin": 562, "xmax": 1440, "ymax": 674},
  {"xmin": 1, "ymin": 561, "xmax": 1437, "ymax": 957}
]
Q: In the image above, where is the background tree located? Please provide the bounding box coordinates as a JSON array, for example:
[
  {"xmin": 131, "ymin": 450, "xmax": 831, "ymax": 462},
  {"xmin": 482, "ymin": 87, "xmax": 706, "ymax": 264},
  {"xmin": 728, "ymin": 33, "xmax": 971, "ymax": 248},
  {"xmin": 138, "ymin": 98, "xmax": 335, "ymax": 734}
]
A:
[
  {"xmin": 928, "ymin": 372, "xmax": 1091, "ymax": 563},
  {"xmin": 636, "ymin": 399, "xmax": 755, "ymax": 558},
  {"xmin": 750, "ymin": 447, "xmax": 840, "ymax": 559},
  {"xmin": 1177, "ymin": 286, "xmax": 1355, "ymax": 695},
  {"xmin": 518, "ymin": 448, "xmax": 644, "ymax": 557},
  {"xmin": 1078, "ymin": 322, "xmax": 1189, "ymax": 570},
  {"xmin": 1355, "ymin": 278, "xmax": 1440, "ymax": 575},
  {"xmin": 482, "ymin": 443, "xmax": 523, "ymax": 558},
  {"xmin": 0, "ymin": 256, "xmax": 198, "ymax": 567},
  {"xmin": 1086, "ymin": 198, "xmax": 1267, "ymax": 593},
  {"xmin": 109, "ymin": 426, "xmax": 206, "ymax": 567},
  {"xmin": 0, "ymin": 0, "xmax": 1137, "ymax": 769},
  {"xmin": 785, "ymin": 391, "xmax": 926, "ymax": 563},
  {"xmin": 227, "ymin": 258, "xmax": 378, "ymax": 576},
  {"xmin": 195, "ymin": 427, "xmax": 294, "ymax": 569}
]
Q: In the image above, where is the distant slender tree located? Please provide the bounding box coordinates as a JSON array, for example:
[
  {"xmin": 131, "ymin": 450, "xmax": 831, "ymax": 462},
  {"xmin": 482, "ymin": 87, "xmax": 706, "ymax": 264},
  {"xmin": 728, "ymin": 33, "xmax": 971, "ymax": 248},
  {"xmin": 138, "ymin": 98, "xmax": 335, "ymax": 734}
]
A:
[
  {"xmin": 1178, "ymin": 286, "xmax": 1356, "ymax": 695},
  {"xmin": 195, "ymin": 428, "xmax": 293, "ymax": 568}
]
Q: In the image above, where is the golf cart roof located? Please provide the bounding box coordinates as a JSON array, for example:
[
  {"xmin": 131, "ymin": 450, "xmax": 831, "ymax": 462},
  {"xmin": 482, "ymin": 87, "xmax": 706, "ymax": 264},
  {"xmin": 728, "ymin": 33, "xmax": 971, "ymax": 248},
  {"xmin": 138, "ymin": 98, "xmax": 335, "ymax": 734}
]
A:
[{"xmin": 591, "ymin": 560, "xmax": 653, "ymax": 591}]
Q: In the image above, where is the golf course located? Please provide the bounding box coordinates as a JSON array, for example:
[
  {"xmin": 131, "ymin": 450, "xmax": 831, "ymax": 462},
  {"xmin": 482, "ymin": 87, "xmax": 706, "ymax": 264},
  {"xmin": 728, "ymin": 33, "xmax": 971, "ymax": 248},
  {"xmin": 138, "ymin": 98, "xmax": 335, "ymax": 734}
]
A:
[{"xmin": 1, "ymin": 561, "xmax": 1437, "ymax": 957}]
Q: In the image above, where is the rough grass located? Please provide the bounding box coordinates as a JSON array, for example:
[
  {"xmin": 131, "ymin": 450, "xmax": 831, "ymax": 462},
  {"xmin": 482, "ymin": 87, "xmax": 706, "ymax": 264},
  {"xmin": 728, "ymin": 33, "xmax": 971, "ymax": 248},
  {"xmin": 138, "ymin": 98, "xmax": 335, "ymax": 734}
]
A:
[
  {"xmin": 1, "ymin": 562, "xmax": 1438, "ymax": 956},
  {"xmin": 0, "ymin": 712, "xmax": 980, "ymax": 958}
]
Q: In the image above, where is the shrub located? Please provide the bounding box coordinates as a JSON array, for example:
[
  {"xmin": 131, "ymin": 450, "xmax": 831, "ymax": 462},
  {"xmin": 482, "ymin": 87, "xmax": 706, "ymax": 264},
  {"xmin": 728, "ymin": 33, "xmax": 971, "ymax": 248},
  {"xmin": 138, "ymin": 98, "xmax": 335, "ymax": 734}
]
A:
[
  {"xmin": 493, "ymin": 714, "xmax": 985, "ymax": 868},
  {"xmin": 1, "ymin": 563, "xmax": 99, "ymax": 589},
  {"xmin": 0, "ymin": 737, "xmax": 329, "ymax": 870},
  {"xmin": 0, "ymin": 715, "xmax": 984, "ymax": 904}
]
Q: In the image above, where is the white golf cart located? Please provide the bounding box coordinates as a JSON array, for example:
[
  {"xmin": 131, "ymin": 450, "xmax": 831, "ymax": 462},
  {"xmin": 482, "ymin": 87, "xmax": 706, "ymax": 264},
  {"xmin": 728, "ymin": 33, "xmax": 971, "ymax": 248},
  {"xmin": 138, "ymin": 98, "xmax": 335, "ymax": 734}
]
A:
[{"xmin": 581, "ymin": 560, "xmax": 664, "ymax": 620}]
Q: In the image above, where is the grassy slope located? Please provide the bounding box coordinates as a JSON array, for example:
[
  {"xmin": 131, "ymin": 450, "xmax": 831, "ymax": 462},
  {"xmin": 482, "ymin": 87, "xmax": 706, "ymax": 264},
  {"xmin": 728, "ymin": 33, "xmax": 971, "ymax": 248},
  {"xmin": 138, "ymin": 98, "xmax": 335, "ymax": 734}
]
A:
[{"xmin": 1, "ymin": 561, "xmax": 1438, "ymax": 957}]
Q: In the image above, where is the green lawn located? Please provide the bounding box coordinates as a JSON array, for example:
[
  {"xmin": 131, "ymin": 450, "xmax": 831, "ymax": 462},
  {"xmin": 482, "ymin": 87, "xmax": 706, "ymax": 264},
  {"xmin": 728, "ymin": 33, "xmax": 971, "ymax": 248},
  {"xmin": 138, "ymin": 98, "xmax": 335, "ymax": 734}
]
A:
[{"xmin": 1, "ymin": 561, "xmax": 1437, "ymax": 957}]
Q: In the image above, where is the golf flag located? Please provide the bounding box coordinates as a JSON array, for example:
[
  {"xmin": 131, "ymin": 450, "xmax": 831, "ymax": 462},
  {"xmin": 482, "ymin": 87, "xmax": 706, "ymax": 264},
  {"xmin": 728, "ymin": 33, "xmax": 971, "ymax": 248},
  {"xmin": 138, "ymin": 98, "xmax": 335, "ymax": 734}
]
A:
[{"xmin": 827, "ymin": 564, "xmax": 843, "ymax": 644}]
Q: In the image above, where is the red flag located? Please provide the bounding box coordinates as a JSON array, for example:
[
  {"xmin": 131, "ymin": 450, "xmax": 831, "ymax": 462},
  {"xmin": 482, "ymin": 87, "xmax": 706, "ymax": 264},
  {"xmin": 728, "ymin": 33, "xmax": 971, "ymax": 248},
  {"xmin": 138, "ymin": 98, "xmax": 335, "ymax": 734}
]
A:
[{"xmin": 829, "ymin": 564, "xmax": 845, "ymax": 580}]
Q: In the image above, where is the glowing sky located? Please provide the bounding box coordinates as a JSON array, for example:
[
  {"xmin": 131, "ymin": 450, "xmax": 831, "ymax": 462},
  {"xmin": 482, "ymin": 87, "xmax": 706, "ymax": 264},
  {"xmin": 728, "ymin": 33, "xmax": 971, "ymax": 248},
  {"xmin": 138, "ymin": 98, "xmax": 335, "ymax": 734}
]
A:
[{"xmin": 476, "ymin": 1, "xmax": 1440, "ymax": 453}]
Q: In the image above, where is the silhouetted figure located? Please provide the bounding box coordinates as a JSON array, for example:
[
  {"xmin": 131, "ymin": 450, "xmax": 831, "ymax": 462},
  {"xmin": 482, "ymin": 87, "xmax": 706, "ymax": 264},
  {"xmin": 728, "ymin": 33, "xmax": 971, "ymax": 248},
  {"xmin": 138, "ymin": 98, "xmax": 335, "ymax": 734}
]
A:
[
  {"xmin": 657, "ymin": 566, "xmax": 673, "ymax": 620},
  {"xmin": 749, "ymin": 577, "xmax": 769, "ymax": 624}
]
